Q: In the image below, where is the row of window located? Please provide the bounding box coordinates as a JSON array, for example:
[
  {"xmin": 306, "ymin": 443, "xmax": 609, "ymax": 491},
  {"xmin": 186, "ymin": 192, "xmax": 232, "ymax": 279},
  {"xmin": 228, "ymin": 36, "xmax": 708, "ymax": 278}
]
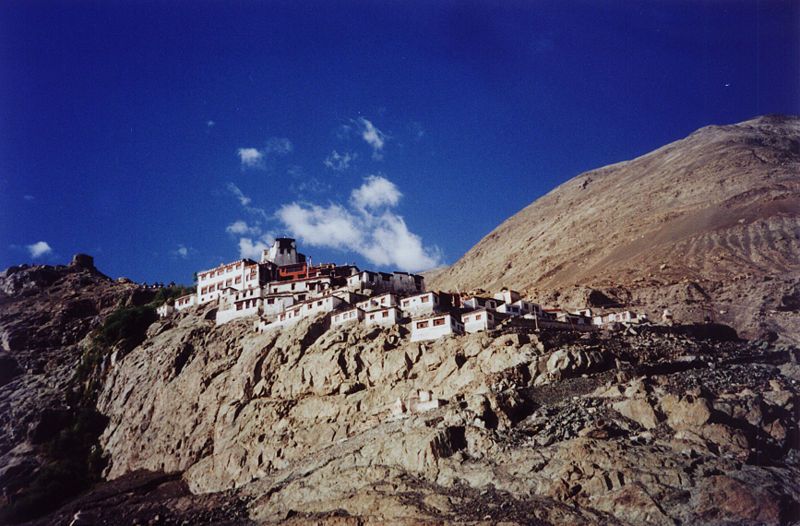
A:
[
  {"xmin": 199, "ymin": 262, "xmax": 247, "ymax": 280},
  {"xmin": 415, "ymin": 317, "xmax": 447, "ymax": 329}
]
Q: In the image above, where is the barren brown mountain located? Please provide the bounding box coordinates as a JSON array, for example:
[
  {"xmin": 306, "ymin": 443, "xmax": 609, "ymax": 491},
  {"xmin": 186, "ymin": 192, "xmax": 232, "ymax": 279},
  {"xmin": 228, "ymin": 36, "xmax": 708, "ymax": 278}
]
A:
[{"xmin": 430, "ymin": 115, "xmax": 800, "ymax": 341}]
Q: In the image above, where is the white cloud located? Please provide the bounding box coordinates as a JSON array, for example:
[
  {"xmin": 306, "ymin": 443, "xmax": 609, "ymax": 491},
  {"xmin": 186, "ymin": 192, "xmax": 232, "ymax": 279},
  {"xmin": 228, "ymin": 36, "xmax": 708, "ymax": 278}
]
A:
[
  {"xmin": 23, "ymin": 194, "xmax": 34, "ymax": 201},
  {"xmin": 171, "ymin": 244, "xmax": 195, "ymax": 259},
  {"xmin": 237, "ymin": 147, "xmax": 264, "ymax": 168},
  {"xmin": 238, "ymin": 237, "xmax": 273, "ymax": 260},
  {"xmin": 27, "ymin": 241, "xmax": 52, "ymax": 259},
  {"xmin": 358, "ymin": 118, "xmax": 386, "ymax": 159},
  {"xmin": 350, "ymin": 175, "xmax": 402, "ymax": 211},
  {"xmin": 275, "ymin": 176, "xmax": 441, "ymax": 272},
  {"xmin": 266, "ymin": 137, "xmax": 293, "ymax": 155},
  {"xmin": 226, "ymin": 220, "xmax": 261, "ymax": 236},
  {"xmin": 323, "ymin": 150, "xmax": 355, "ymax": 171},
  {"xmin": 207, "ymin": 120, "xmax": 216, "ymax": 128},
  {"xmin": 361, "ymin": 213, "xmax": 442, "ymax": 271},
  {"xmin": 227, "ymin": 183, "xmax": 252, "ymax": 207},
  {"xmin": 277, "ymin": 203, "xmax": 362, "ymax": 249}
]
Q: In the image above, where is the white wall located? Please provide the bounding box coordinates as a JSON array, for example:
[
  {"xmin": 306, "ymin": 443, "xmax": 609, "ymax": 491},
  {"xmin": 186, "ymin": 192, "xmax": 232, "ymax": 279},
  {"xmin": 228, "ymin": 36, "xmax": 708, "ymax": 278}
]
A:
[
  {"xmin": 365, "ymin": 307, "xmax": 401, "ymax": 327},
  {"xmin": 462, "ymin": 310, "xmax": 496, "ymax": 333},
  {"xmin": 400, "ymin": 292, "xmax": 439, "ymax": 318},
  {"xmin": 197, "ymin": 260, "xmax": 261, "ymax": 305},
  {"xmin": 357, "ymin": 293, "xmax": 398, "ymax": 312},
  {"xmin": 216, "ymin": 304, "xmax": 260, "ymax": 325},
  {"xmin": 332, "ymin": 308, "xmax": 364, "ymax": 326},
  {"xmin": 410, "ymin": 314, "xmax": 463, "ymax": 342}
]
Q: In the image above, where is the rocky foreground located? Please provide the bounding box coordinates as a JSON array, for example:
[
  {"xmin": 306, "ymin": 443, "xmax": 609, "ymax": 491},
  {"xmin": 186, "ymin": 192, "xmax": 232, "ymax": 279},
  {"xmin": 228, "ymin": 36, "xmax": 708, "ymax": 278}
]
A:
[{"xmin": 2, "ymin": 261, "xmax": 800, "ymax": 525}]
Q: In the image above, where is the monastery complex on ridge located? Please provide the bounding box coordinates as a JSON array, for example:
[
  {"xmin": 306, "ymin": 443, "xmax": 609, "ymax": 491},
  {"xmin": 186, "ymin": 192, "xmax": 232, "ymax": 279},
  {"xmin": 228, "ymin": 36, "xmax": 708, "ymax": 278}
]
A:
[{"xmin": 157, "ymin": 238, "xmax": 649, "ymax": 342}]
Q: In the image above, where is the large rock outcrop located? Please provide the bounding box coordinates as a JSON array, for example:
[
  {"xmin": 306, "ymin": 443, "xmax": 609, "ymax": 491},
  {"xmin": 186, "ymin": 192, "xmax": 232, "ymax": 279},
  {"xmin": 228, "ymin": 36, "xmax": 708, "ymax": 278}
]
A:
[{"xmin": 86, "ymin": 309, "xmax": 800, "ymax": 525}]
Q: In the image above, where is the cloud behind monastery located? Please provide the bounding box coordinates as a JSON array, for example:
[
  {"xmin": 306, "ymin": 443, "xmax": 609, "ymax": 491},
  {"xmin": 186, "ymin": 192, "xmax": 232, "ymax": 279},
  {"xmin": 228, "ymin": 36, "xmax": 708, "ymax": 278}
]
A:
[{"xmin": 229, "ymin": 176, "xmax": 442, "ymax": 272}]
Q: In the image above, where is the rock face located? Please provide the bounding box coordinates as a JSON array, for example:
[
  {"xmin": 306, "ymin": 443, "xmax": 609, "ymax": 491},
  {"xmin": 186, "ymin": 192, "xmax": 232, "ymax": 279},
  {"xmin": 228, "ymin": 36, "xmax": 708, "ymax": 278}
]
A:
[
  {"xmin": 84, "ymin": 310, "xmax": 800, "ymax": 525},
  {"xmin": 0, "ymin": 258, "xmax": 147, "ymax": 520},
  {"xmin": 428, "ymin": 115, "xmax": 800, "ymax": 342}
]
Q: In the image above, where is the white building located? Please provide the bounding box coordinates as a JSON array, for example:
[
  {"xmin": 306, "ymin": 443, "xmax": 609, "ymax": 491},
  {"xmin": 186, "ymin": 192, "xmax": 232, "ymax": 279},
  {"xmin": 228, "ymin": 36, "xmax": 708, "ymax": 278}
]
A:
[
  {"xmin": 197, "ymin": 259, "xmax": 262, "ymax": 305},
  {"xmin": 156, "ymin": 303, "xmax": 174, "ymax": 318},
  {"xmin": 356, "ymin": 292, "xmax": 399, "ymax": 312},
  {"xmin": 593, "ymin": 310, "xmax": 648, "ymax": 326},
  {"xmin": 263, "ymin": 295, "xmax": 345, "ymax": 331},
  {"xmin": 261, "ymin": 294, "xmax": 295, "ymax": 319},
  {"xmin": 346, "ymin": 270, "xmax": 425, "ymax": 294},
  {"xmin": 510, "ymin": 300, "xmax": 544, "ymax": 316},
  {"xmin": 409, "ymin": 313, "xmax": 464, "ymax": 342},
  {"xmin": 493, "ymin": 289, "xmax": 522, "ymax": 305},
  {"xmin": 173, "ymin": 293, "xmax": 197, "ymax": 312},
  {"xmin": 261, "ymin": 237, "xmax": 305, "ymax": 267},
  {"xmin": 266, "ymin": 276, "xmax": 332, "ymax": 299},
  {"xmin": 390, "ymin": 272, "xmax": 425, "ymax": 294},
  {"xmin": 331, "ymin": 307, "xmax": 365, "ymax": 327},
  {"xmin": 496, "ymin": 302, "xmax": 522, "ymax": 316},
  {"xmin": 218, "ymin": 290, "xmax": 295, "ymax": 326},
  {"xmin": 461, "ymin": 308, "xmax": 499, "ymax": 333},
  {"xmin": 462, "ymin": 296, "xmax": 503, "ymax": 311},
  {"xmin": 330, "ymin": 288, "xmax": 366, "ymax": 305},
  {"xmin": 365, "ymin": 306, "xmax": 403, "ymax": 328},
  {"xmin": 400, "ymin": 292, "xmax": 443, "ymax": 318}
]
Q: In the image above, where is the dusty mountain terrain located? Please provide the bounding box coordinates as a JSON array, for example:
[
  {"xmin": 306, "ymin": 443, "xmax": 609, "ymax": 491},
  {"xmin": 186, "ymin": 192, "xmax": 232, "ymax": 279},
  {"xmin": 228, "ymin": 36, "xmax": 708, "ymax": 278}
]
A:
[
  {"xmin": 429, "ymin": 115, "xmax": 800, "ymax": 342},
  {"xmin": 1, "ymin": 259, "xmax": 797, "ymax": 525}
]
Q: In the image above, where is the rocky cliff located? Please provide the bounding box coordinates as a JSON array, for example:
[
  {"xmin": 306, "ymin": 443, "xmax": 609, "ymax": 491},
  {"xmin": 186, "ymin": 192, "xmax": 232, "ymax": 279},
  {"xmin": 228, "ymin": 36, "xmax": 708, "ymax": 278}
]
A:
[
  {"xmin": 429, "ymin": 115, "xmax": 800, "ymax": 342},
  {"xmin": 2, "ymin": 255, "xmax": 800, "ymax": 525},
  {"xmin": 0, "ymin": 257, "xmax": 154, "ymax": 521},
  {"xmin": 46, "ymin": 304, "xmax": 800, "ymax": 524}
]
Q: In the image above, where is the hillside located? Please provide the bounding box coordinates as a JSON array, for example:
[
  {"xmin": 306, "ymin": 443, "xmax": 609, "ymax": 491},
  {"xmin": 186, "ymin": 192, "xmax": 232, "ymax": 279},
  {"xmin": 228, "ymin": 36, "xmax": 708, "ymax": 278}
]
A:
[{"xmin": 429, "ymin": 115, "xmax": 800, "ymax": 341}]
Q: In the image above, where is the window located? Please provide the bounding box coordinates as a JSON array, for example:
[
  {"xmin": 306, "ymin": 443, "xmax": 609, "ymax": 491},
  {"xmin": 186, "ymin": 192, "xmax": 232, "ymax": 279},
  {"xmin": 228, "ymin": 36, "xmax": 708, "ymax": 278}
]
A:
[
  {"xmin": 382, "ymin": 311, "xmax": 389, "ymax": 318},
  {"xmin": 402, "ymin": 301, "xmax": 410, "ymax": 307},
  {"xmin": 267, "ymin": 299, "xmax": 274, "ymax": 305},
  {"xmin": 370, "ymin": 314, "xmax": 375, "ymax": 320},
  {"xmin": 235, "ymin": 277, "xmax": 242, "ymax": 284},
  {"xmin": 421, "ymin": 295, "xmax": 429, "ymax": 303},
  {"xmin": 317, "ymin": 301, "xmax": 323, "ymax": 306},
  {"xmin": 433, "ymin": 318, "xmax": 445, "ymax": 326},
  {"xmin": 476, "ymin": 314, "xmax": 482, "ymax": 320},
  {"xmin": 416, "ymin": 321, "xmax": 429, "ymax": 329}
]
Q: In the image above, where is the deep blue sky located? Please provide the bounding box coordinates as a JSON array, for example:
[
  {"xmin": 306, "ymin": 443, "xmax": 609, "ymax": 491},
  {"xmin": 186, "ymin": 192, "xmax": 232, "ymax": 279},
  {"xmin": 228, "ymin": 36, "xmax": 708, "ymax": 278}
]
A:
[{"xmin": 2, "ymin": 1, "xmax": 798, "ymax": 283}]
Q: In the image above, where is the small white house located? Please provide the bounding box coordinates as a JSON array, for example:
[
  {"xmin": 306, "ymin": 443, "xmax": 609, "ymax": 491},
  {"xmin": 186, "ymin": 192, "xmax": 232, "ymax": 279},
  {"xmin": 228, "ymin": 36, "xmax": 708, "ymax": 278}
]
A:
[
  {"xmin": 173, "ymin": 294, "xmax": 197, "ymax": 312},
  {"xmin": 461, "ymin": 308, "xmax": 498, "ymax": 333},
  {"xmin": 156, "ymin": 303, "xmax": 175, "ymax": 318},
  {"xmin": 410, "ymin": 313, "xmax": 464, "ymax": 342},
  {"xmin": 496, "ymin": 302, "xmax": 522, "ymax": 316},
  {"xmin": 216, "ymin": 286, "xmax": 265, "ymax": 325},
  {"xmin": 364, "ymin": 306, "xmax": 403, "ymax": 328},
  {"xmin": 389, "ymin": 272, "xmax": 425, "ymax": 294},
  {"xmin": 196, "ymin": 259, "xmax": 262, "ymax": 305},
  {"xmin": 594, "ymin": 310, "xmax": 648, "ymax": 326},
  {"xmin": 261, "ymin": 294, "xmax": 295, "ymax": 319},
  {"xmin": 263, "ymin": 295, "xmax": 345, "ymax": 331},
  {"xmin": 512, "ymin": 300, "xmax": 543, "ymax": 317},
  {"xmin": 493, "ymin": 289, "xmax": 522, "ymax": 305},
  {"xmin": 400, "ymin": 292, "xmax": 442, "ymax": 318},
  {"xmin": 462, "ymin": 296, "xmax": 502, "ymax": 311},
  {"xmin": 331, "ymin": 307, "xmax": 365, "ymax": 326},
  {"xmin": 266, "ymin": 276, "xmax": 332, "ymax": 297},
  {"xmin": 356, "ymin": 292, "xmax": 399, "ymax": 312}
]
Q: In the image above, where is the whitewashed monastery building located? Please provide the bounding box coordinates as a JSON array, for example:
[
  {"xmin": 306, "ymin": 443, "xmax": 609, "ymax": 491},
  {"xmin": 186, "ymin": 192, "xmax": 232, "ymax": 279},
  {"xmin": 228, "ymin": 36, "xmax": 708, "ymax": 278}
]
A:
[{"xmin": 160, "ymin": 239, "xmax": 647, "ymax": 342}]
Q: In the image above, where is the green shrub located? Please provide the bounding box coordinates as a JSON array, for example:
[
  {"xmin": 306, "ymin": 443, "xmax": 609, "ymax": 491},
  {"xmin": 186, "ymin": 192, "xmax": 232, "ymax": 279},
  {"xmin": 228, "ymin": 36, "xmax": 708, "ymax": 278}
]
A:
[{"xmin": 96, "ymin": 305, "xmax": 157, "ymax": 350}]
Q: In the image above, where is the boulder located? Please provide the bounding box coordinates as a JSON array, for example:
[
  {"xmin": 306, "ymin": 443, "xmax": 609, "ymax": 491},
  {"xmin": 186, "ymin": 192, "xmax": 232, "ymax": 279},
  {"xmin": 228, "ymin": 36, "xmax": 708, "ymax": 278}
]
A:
[{"xmin": 613, "ymin": 398, "xmax": 660, "ymax": 430}]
